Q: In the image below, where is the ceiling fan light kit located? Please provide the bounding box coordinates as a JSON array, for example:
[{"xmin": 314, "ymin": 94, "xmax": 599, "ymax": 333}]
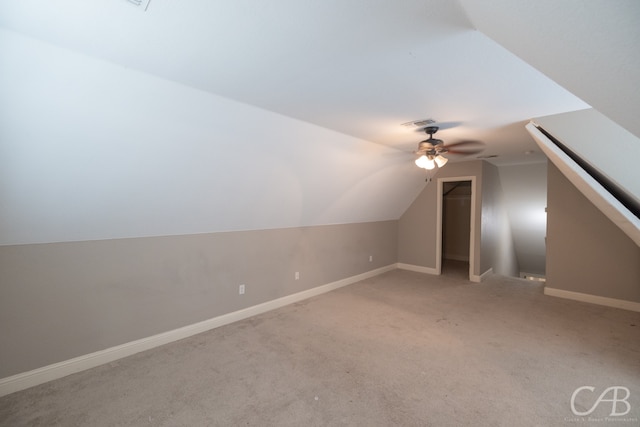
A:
[
  {"xmin": 414, "ymin": 126, "xmax": 449, "ymax": 171},
  {"xmin": 413, "ymin": 125, "xmax": 482, "ymax": 171},
  {"xmin": 415, "ymin": 154, "xmax": 437, "ymax": 170},
  {"xmin": 434, "ymin": 154, "xmax": 448, "ymax": 167}
]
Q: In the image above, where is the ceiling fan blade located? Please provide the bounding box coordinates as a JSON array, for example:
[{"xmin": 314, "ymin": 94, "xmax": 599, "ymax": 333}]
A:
[
  {"xmin": 443, "ymin": 140, "xmax": 485, "ymax": 154},
  {"xmin": 445, "ymin": 140, "xmax": 484, "ymax": 149},
  {"xmin": 446, "ymin": 147, "xmax": 485, "ymax": 155}
]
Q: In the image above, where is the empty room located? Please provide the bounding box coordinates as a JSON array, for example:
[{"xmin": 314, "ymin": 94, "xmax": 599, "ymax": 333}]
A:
[{"xmin": 1, "ymin": 1, "xmax": 639, "ymax": 425}]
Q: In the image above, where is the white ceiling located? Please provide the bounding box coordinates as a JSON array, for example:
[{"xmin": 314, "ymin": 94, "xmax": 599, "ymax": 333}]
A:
[
  {"xmin": 0, "ymin": 0, "xmax": 604, "ymax": 166},
  {"xmin": 459, "ymin": 0, "xmax": 640, "ymax": 142}
]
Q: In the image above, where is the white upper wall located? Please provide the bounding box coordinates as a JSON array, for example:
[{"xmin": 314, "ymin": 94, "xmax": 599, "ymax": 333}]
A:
[{"xmin": 0, "ymin": 29, "xmax": 426, "ymax": 245}]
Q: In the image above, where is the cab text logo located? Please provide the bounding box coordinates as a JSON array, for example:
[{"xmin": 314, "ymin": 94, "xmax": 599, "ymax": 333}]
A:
[{"xmin": 570, "ymin": 386, "xmax": 631, "ymax": 417}]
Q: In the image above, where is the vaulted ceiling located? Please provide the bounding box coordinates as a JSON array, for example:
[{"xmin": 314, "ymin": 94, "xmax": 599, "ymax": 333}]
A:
[
  {"xmin": 2, "ymin": 0, "xmax": 610, "ymax": 163},
  {"xmin": 1, "ymin": 0, "xmax": 638, "ymax": 244}
]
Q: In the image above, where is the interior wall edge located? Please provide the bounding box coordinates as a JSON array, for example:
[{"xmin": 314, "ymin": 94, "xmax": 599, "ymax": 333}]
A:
[{"xmin": 526, "ymin": 121, "xmax": 640, "ymax": 246}]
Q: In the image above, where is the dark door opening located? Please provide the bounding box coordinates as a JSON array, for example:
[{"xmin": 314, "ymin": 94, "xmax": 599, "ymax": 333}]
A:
[{"xmin": 441, "ymin": 180, "xmax": 472, "ymax": 278}]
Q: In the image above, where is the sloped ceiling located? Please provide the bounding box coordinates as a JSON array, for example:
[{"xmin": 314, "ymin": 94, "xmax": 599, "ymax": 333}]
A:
[
  {"xmin": 0, "ymin": 0, "xmax": 590, "ymax": 161},
  {"xmin": 459, "ymin": 0, "xmax": 640, "ymax": 140},
  {"xmin": 1, "ymin": 0, "xmax": 633, "ymax": 245}
]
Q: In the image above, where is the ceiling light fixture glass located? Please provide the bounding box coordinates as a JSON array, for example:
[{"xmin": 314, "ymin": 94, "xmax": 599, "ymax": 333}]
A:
[
  {"xmin": 415, "ymin": 155, "xmax": 435, "ymax": 170},
  {"xmin": 415, "ymin": 154, "xmax": 447, "ymax": 170},
  {"xmin": 434, "ymin": 155, "xmax": 448, "ymax": 168}
]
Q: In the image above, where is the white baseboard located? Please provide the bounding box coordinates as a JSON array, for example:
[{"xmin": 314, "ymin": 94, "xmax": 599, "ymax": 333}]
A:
[
  {"xmin": 470, "ymin": 268, "xmax": 493, "ymax": 283},
  {"xmin": 397, "ymin": 262, "xmax": 491, "ymax": 282},
  {"xmin": 396, "ymin": 263, "xmax": 439, "ymax": 275},
  {"xmin": 544, "ymin": 287, "xmax": 640, "ymax": 312},
  {"xmin": 0, "ymin": 264, "xmax": 396, "ymax": 398}
]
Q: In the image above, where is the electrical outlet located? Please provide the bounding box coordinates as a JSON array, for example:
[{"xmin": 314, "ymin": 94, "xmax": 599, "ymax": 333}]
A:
[
  {"xmin": 369, "ymin": 255, "xmax": 373, "ymax": 262},
  {"xmin": 239, "ymin": 284, "xmax": 245, "ymax": 295},
  {"xmin": 295, "ymin": 272, "xmax": 299, "ymax": 280}
]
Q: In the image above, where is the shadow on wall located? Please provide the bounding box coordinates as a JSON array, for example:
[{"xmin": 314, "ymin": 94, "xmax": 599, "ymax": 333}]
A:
[{"xmin": 497, "ymin": 162, "xmax": 548, "ymax": 277}]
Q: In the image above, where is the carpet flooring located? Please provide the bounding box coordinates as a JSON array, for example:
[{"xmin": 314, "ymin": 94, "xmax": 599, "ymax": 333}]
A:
[{"xmin": 1, "ymin": 263, "xmax": 639, "ymax": 426}]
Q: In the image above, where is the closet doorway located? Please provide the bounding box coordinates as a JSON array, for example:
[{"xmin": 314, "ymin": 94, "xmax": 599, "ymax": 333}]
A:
[{"xmin": 436, "ymin": 177, "xmax": 476, "ymax": 280}]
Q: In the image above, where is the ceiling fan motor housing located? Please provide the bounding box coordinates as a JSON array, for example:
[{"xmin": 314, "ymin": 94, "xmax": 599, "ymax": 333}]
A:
[{"xmin": 424, "ymin": 126, "xmax": 439, "ymax": 135}]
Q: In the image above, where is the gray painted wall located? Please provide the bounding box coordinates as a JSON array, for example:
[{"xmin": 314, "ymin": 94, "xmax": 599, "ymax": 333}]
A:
[
  {"xmin": 0, "ymin": 221, "xmax": 397, "ymax": 378},
  {"xmin": 546, "ymin": 163, "xmax": 640, "ymax": 302},
  {"xmin": 398, "ymin": 161, "xmax": 483, "ymax": 275},
  {"xmin": 397, "ymin": 160, "xmax": 518, "ymax": 278}
]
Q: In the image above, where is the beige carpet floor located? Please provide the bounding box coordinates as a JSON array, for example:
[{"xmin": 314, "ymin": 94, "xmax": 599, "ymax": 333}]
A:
[{"xmin": 1, "ymin": 263, "xmax": 639, "ymax": 426}]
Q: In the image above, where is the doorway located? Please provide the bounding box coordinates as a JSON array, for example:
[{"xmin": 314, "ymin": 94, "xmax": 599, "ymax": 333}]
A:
[{"xmin": 436, "ymin": 177, "xmax": 476, "ymax": 280}]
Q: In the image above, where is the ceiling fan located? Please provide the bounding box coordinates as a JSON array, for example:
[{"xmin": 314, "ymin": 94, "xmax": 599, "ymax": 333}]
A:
[{"xmin": 414, "ymin": 126, "xmax": 484, "ymax": 170}]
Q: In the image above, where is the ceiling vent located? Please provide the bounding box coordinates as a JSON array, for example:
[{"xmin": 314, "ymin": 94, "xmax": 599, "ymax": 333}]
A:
[
  {"xmin": 126, "ymin": 0, "xmax": 151, "ymax": 11},
  {"xmin": 402, "ymin": 118, "xmax": 436, "ymax": 128}
]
